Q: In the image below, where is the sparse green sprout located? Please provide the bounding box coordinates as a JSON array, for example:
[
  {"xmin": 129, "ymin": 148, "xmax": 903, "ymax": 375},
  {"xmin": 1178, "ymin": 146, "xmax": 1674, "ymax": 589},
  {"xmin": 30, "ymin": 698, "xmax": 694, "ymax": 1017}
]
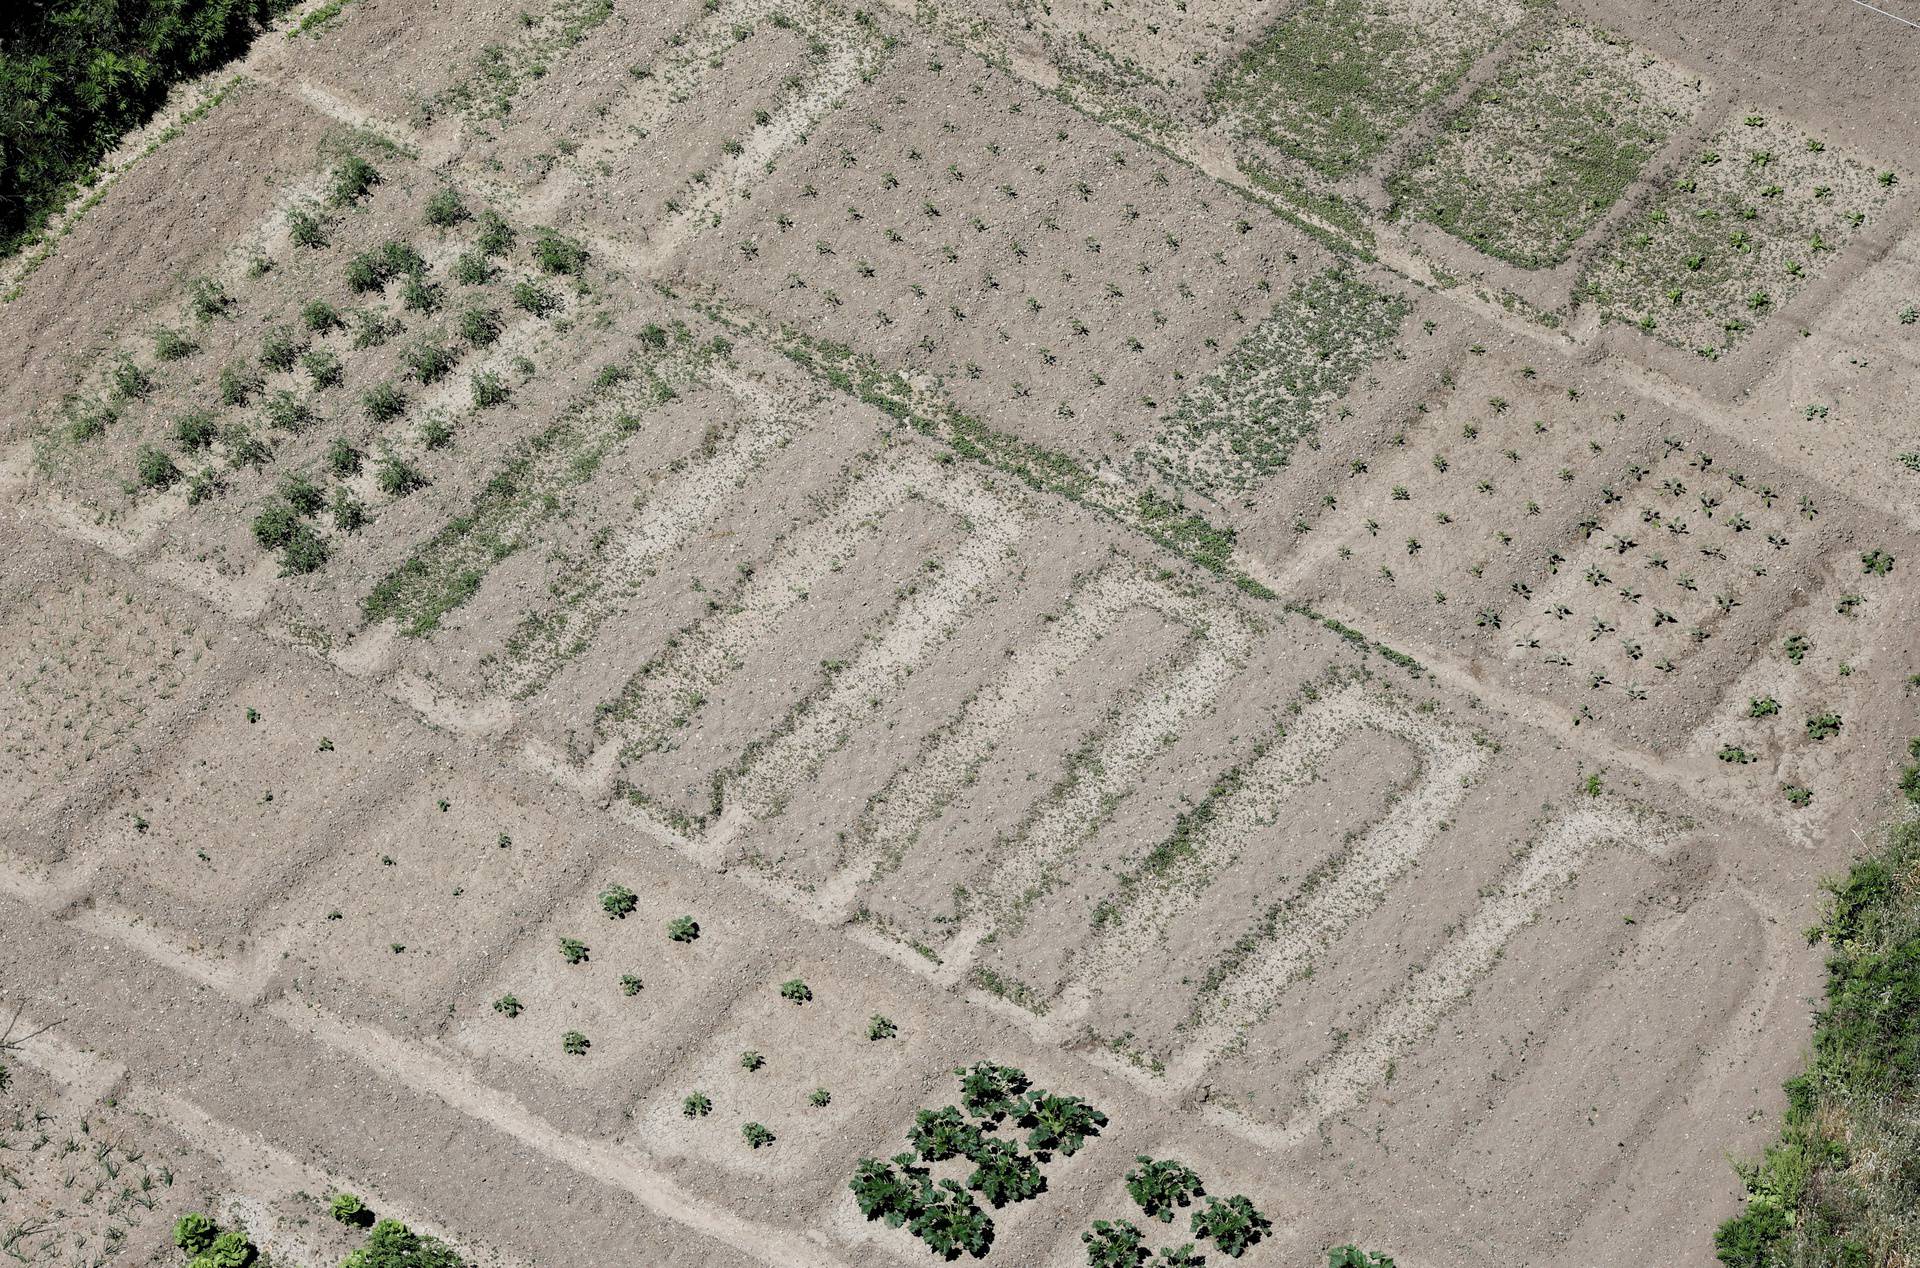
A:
[
  {"xmin": 867, "ymin": 1014, "xmax": 898, "ymax": 1041},
  {"xmin": 1718, "ymin": 745, "xmax": 1757, "ymax": 764},
  {"xmin": 779, "ymin": 978, "xmax": 812, "ymax": 1005},
  {"xmin": 1127, "ymin": 1156, "xmax": 1204, "ymax": 1222},
  {"xmin": 667, "ymin": 915, "xmax": 699, "ymax": 942},
  {"xmin": 1749, "ymin": 696, "xmax": 1780, "ymax": 718},
  {"xmin": 1328, "ymin": 1248, "xmax": 1397, "ymax": 1268},
  {"xmin": 1191, "ymin": 1194, "xmax": 1270, "ymax": 1258},
  {"xmin": 739, "ymin": 1049, "xmax": 765, "ymax": 1072},
  {"xmin": 742, "ymin": 1121, "xmax": 775, "ymax": 1148},
  {"xmin": 561, "ymin": 1029, "xmax": 589, "ymax": 1055},
  {"xmin": 559, "ymin": 937, "xmax": 589, "ymax": 964},
  {"xmin": 1784, "ymin": 634, "xmax": 1812, "ymax": 665},
  {"xmin": 287, "ymin": 205, "xmax": 329, "ymax": 248},
  {"xmin": 808, "ymin": 1087, "xmax": 832, "ymax": 1107},
  {"xmin": 683, "ymin": 1091, "xmax": 712, "ymax": 1118},
  {"xmin": 187, "ymin": 276, "xmax": 233, "ymax": 320}
]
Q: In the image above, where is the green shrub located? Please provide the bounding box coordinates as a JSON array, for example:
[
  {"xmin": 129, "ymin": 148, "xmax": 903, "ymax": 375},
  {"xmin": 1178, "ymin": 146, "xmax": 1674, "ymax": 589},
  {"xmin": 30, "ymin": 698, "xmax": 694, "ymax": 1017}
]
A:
[
  {"xmin": 301, "ymin": 299, "xmax": 343, "ymax": 333},
  {"xmin": 303, "ymin": 348, "xmax": 344, "ymax": 389},
  {"xmin": 453, "ymin": 251, "xmax": 495, "ymax": 285},
  {"xmin": 600, "ymin": 884, "xmax": 637, "ymax": 918},
  {"xmin": 279, "ymin": 472, "xmax": 324, "ymax": 516},
  {"xmin": 420, "ymin": 414, "xmax": 453, "ymax": 450},
  {"xmin": 458, "ymin": 305, "xmax": 503, "ymax": 347},
  {"xmin": 667, "ymin": 915, "xmax": 699, "ymax": 942},
  {"xmin": 352, "ymin": 310, "xmax": 401, "ymax": 349},
  {"xmin": 110, "ymin": 356, "xmax": 152, "ymax": 400},
  {"xmin": 1126, "ymin": 1156, "xmax": 1204, "ymax": 1222},
  {"xmin": 1190, "ymin": 1194, "xmax": 1269, "ymax": 1258},
  {"xmin": 1081, "ymin": 1219, "xmax": 1146, "ymax": 1268},
  {"xmin": 376, "ymin": 454, "xmax": 425, "ymax": 496},
  {"xmin": 561, "ymin": 1030, "xmax": 589, "ymax": 1055},
  {"xmin": 328, "ymin": 155, "xmax": 380, "ymax": 206},
  {"xmin": 851, "ymin": 1153, "xmax": 928, "ymax": 1228},
  {"xmin": 742, "ymin": 1121, "xmax": 775, "ymax": 1148},
  {"xmin": 263, "ymin": 390, "xmax": 313, "ymax": 432},
  {"xmin": 779, "ymin": 978, "xmax": 812, "ymax": 1004},
  {"xmin": 326, "ymin": 437, "xmax": 361, "ymax": 476},
  {"xmin": 363, "ymin": 382, "xmax": 406, "ymax": 422},
  {"xmin": 174, "ymin": 409, "xmax": 218, "ymax": 451},
  {"xmin": 533, "ymin": 229, "xmax": 589, "ymax": 275},
  {"xmin": 403, "ymin": 340, "xmax": 455, "ymax": 384},
  {"xmin": 223, "ymin": 423, "xmax": 272, "ymax": 469},
  {"xmin": 511, "ymin": 278, "xmax": 559, "ymax": 316},
  {"xmin": 559, "ymin": 937, "xmax": 589, "ymax": 964},
  {"xmin": 287, "ymin": 205, "xmax": 328, "ymax": 248},
  {"xmin": 682, "ymin": 1091, "xmax": 712, "ymax": 1117},
  {"xmin": 153, "ymin": 326, "xmax": 198, "ymax": 361},
  {"xmin": 345, "ymin": 252, "xmax": 388, "ymax": 293},
  {"xmin": 134, "ymin": 445, "xmax": 178, "ymax": 490},
  {"xmin": 424, "ymin": 186, "xmax": 469, "ymax": 227},
  {"xmin": 476, "ymin": 210, "xmax": 515, "ymax": 256},
  {"xmin": 471, "ymin": 370, "xmax": 510, "ymax": 408},
  {"xmin": 252, "ymin": 500, "xmax": 299, "ymax": 548}
]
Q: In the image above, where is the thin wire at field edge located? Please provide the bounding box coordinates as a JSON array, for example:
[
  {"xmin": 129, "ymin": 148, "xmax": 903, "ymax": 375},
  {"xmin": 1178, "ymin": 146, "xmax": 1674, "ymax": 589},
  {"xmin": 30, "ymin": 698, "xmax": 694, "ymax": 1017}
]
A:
[{"xmin": 1846, "ymin": 0, "xmax": 1920, "ymax": 30}]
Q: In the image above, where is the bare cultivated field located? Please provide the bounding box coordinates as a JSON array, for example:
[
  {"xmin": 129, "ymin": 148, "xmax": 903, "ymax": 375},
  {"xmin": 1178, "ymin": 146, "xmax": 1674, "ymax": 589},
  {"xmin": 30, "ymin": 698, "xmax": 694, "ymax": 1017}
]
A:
[{"xmin": 3, "ymin": 1, "xmax": 1918, "ymax": 1266}]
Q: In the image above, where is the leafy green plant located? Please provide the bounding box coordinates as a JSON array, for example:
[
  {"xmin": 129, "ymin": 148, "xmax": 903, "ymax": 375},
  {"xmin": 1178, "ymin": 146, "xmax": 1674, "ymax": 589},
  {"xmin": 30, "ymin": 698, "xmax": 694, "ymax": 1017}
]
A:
[
  {"xmin": 403, "ymin": 340, "xmax": 455, "ymax": 384},
  {"xmin": 1328, "ymin": 1249, "xmax": 1396, "ymax": 1268},
  {"xmin": 1082, "ymin": 1219, "xmax": 1147, "ymax": 1268},
  {"xmin": 424, "ymin": 186, "xmax": 469, "ymax": 227},
  {"xmin": 458, "ymin": 305, "xmax": 503, "ymax": 347},
  {"xmin": 1021, "ymin": 1091, "xmax": 1107, "ymax": 1157},
  {"xmin": 134, "ymin": 444, "xmax": 178, "ymax": 490},
  {"xmin": 153, "ymin": 325, "xmax": 198, "ymax": 360},
  {"xmin": 618, "ymin": 973, "xmax": 643, "ymax": 997},
  {"xmin": 561, "ymin": 1029, "xmax": 589, "ymax": 1055},
  {"xmin": 330, "ymin": 1193, "xmax": 373, "ymax": 1227},
  {"xmin": 533, "ymin": 228, "xmax": 589, "ymax": 275},
  {"xmin": 1127, "ymin": 1156, "xmax": 1204, "ymax": 1222},
  {"xmin": 328, "ymin": 155, "xmax": 380, "ymax": 206},
  {"xmin": 1191, "ymin": 1194, "xmax": 1269, "ymax": 1258},
  {"xmin": 1784, "ymin": 634, "xmax": 1812, "ymax": 665},
  {"xmin": 739, "ymin": 1049, "xmax": 765, "ymax": 1072},
  {"xmin": 779, "ymin": 978, "xmax": 812, "ymax": 1004},
  {"xmin": 1805, "ymin": 712, "xmax": 1842, "ymax": 741},
  {"xmin": 302, "ymin": 299, "xmax": 342, "ymax": 332},
  {"xmin": 868, "ymin": 1014, "xmax": 898, "ymax": 1040},
  {"xmin": 363, "ymin": 381, "xmax": 406, "ymax": 422},
  {"xmin": 667, "ymin": 915, "xmax": 699, "ymax": 942},
  {"xmin": 511, "ymin": 278, "xmax": 558, "ymax": 316},
  {"xmin": 110, "ymin": 355, "xmax": 153, "ymax": 399},
  {"xmin": 326, "ymin": 437, "xmax": 362, "ymax": 477},
  {"xmin": 910, "ymin": 1105, "xmax": 984, "ymax": 1162},
  {"xmin": 1861, "ymin": 549, "xmax": 1895, "ymax": 576},
  {"xmin": 174, "ymin": 1212, "xmax": 218, "ymax": 1255},
  {"xmin": 376, "ymin": 454, "xmax": 425, "ymax": 496},
  {"xmin": 174, "ymin": 409, "xmax": 218, "ymax": 450},
  {"xmin": 851, "ymin": 1154, "xmax": 928, "ymax": 1228},
  {"xmin": 954, "ymin": 1061, "xmax": 1029, "ymax": 1120},
  {"xmin": 476, "ymin": 210, "xmax": 515, "ymax": 256},
  {"xmin": 910, "ymin": 1179, "xmax": 994, "ymax": 1260},
  {"xmin": 742, "ymin": 1121, "xmax": 775, "ymax": 1148},
  {"xmin": 682, "ymin": 1091, "xmax": 711, "ymax": 1118},
  {"xmin": 600, "ymin": 884, "xmax": 637, "ymax": 918},
  {"xmin": 340, "ymin": 1218, "xmax": 464, "ymax": 1268},
  {"xmin": 471, "ymin": 371, "xmax": 510, "ymax": 408},
  {"xmin": 809, "ymin": 1087, "xmax": 832, "ymax": 1107},
  {"xmin": 963, "ymin": 1137, "xmax": 1044, "ymax": 1208},
  {"xmin": 559, "ymin": 937, "xmax": 589, "ymax": 964}
]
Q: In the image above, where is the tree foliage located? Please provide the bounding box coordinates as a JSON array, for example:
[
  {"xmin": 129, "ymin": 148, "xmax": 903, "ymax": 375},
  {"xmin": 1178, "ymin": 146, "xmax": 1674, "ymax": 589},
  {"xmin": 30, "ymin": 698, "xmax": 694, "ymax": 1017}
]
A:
[{"xmin": 0, "ymin": 0, "xmax": 296, "ymax": 256}]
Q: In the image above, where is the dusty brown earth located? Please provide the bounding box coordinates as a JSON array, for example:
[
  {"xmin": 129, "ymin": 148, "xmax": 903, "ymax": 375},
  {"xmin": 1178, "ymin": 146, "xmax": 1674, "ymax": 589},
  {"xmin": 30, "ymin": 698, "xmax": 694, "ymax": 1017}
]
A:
[{"xmin": 3, "ymin": 0, "xmax": 1918, "ymax": 1265}]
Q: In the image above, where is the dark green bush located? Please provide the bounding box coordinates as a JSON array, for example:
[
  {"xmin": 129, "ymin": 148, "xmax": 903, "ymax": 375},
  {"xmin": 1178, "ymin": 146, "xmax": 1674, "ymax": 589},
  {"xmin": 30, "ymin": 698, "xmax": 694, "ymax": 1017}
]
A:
[
  {"xmin": 954, "ymin": 1062, "xmax": 1029, "ymax": 1121},
  {"xmin": 301, "ymin": 299, "xmax": 342, "ymax": 333},
  {"xmin": 1190, "ymin": 1194, "xmax": 1269, "ymax": 1258},
  {"xmin": 908, "ymin": 1106, "xmax": 982, "ymax": 1163},
  {"xmin": 963, "ymin": 1137, "xmax": 1044, "ymax": 1208},
  {"xmin": 260, "ymin": 326, "xmax": 305, "ymax": 372},
  {"xmin": 1021, "ymin": 1091, "xmax": 1107, "ymax": 1157},
  {"xmin": 1081, "ymin": 1219, "xmax": 1146, "ymax": 1268},
  {"xmin": 476, "ymin": 210, "xmax": 515, "ymax": 256},
  {"xmin": 1126, "ymin": 1156, "xmax": 1204, "ymax": 1223}
]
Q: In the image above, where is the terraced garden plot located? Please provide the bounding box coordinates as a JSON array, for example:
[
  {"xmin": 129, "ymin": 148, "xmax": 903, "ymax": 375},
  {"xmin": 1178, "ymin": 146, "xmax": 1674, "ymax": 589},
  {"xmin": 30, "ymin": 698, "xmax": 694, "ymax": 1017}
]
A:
[
  {"xmin": 1386, "ymin": 22, "xmax": 1704, "ymax": 268},
  {"xmin": 1578, "ymin": 111, "xmax": 1901, "ymax": 357},
  {"xmin": 1207, "ymin": 0, "xmax": 1537, "ymax": 184},
  {"xmin": 676, "ymin": 36, "xmax": 1318, "ymax": 460}
]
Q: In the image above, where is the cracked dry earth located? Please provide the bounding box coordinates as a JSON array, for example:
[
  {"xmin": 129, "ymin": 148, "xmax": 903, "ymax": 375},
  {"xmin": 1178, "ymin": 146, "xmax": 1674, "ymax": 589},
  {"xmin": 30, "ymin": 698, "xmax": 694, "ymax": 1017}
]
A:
[{"xmin": 2, "ymin": 0, "xmax": 1918, "ymax": 1265}]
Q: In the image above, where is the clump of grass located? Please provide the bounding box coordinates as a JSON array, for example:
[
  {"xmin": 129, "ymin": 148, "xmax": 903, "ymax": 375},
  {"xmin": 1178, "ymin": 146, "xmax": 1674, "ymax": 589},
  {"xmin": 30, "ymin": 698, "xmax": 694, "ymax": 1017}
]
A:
[
  {"xmin": 218, "ymin": 361, "xmax": 262, "ymax": 407},
  {"xmin": 260, "ymin": 326, "xmax": 307, "ymax": 373},
  {"xmin": 303, "ymin": 348, "xmax": 345, "ymax": 389},
  {"xmin": 110, "ymin": 356, "xmax": 153, "ymax": 400},
  {"xmin": 403, "ymin": 340, "xmax": 456, "ymax": 384},
  {"xmin": 453, "ymin": 251, "xmax": 495, "ymax": 285},
  {"xmin": 325, "ymin": 437, "xmax": 361, "ymax": 477},
  {"xmin": 477, "ymin": 209, "xmax": 515, "ymax": 256}
]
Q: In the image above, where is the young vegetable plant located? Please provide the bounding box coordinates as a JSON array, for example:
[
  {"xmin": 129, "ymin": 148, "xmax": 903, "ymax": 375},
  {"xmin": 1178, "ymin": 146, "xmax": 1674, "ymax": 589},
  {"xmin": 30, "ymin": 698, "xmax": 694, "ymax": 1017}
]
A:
[
  {"xmin": 600, "ymin": 884, "xmax": 637, "ymax": 918},
  {"xmin": 779, "ymin": 978, "xmax": 812, "ymax": 1004},
  {"xmin": 1127, "ymin": 1156, "xmax": 1204, "ymax": 1222},
  {"xmin": 683, "ymin": 1091, "xmax": 712, "ymax": 1118},
  {"xmin": 742, "ymin": 1121, "xmax": 776, "ymax": 1148},
  {"xmin": 1191, "ymin": 1194, "xmax": 1270, "ymax": 1258},
  {"xmin": 667, "ymin": 915, "xmax": 700, "ymax": 942}
]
